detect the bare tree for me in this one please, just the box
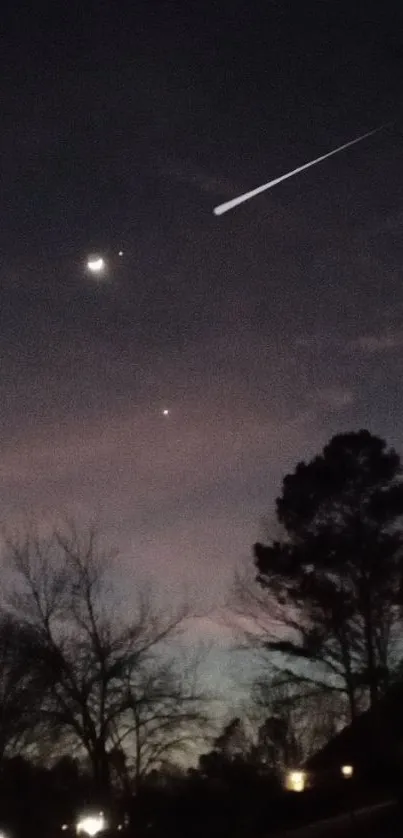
[112,652,210,793]
[0,614,44,761]
[250,676,345,772]
[4,523,193,797]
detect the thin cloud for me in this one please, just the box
[159,157,239,197]
[351,331,403,354]
[310,387,354,411]
[297,330,403,357]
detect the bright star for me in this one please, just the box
[162,409,170,417]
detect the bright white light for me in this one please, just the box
[341,764,354,778]
[286,770,306,792]
[87,257,105,274]
[118,251,124,257]
[213,123,390,216]
[61,826,69,832]
[76,814,106,836]
[162,408,170,417]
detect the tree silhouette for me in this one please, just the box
[198,717,252,781]
[213,718,249,760]
[112,653,209,794]
[254,430,403,717]
[250,677,342,772]
[5,523,197,797]
[0,615,44,761]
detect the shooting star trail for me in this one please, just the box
[213,123,391,216]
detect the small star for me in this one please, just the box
[118,251,124,257]
[162,408,170,417]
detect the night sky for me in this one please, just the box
[2,0,403,616]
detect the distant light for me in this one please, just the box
[341,764,354,778]
[162,408,170,417]
[76,814,106,836]
[118,251,124,257]
[87,257,105,274]
[62,826,69,832]
[286,770,306,792]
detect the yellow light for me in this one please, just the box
[286,770,306,792]
[76,814,106,836]
[341,764,354,778]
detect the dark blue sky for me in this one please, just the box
[1,0,403,613]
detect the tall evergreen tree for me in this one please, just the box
[254,430,403,717]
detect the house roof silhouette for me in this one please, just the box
[305,684,403,774]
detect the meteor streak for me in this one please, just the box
[213,123,391,216]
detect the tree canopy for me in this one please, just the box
[253,430,403,717]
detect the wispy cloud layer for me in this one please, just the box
[311,387,355,410]
[350,331,403,354]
